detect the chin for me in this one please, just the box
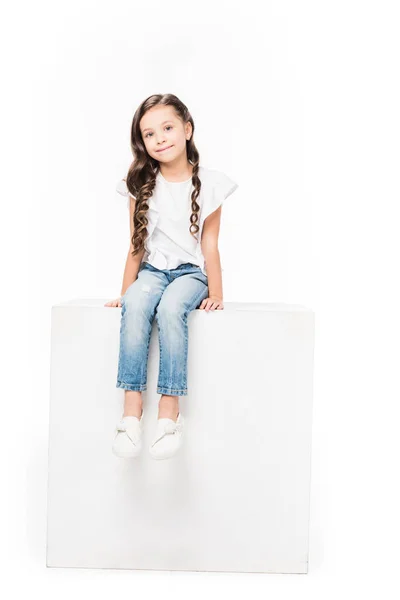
[158,154,176,163]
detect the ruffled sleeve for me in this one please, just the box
[200,170,238,225]
[116,179,136,208]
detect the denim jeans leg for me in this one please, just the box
[116,267,168,391]
[155,269,209,396]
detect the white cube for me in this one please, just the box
[46,300,315,574]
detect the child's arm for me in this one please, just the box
[200,206,224,310]
[120,196,144,296]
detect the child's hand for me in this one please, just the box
[199,295,224,311]
[104,297,123,307]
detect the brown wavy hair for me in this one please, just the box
[124,94,201,257]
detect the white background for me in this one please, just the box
[2,0,399,596]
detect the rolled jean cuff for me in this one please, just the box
[116,381,147,392]
[157,386,188,396]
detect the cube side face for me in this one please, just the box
[46,306,315,573]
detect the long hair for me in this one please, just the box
[124,94,201,257]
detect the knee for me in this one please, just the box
[156,299,185,322]
[123,282,151,314]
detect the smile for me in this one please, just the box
[156,145,173,153]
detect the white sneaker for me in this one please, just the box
[149,412,184,460]
[112,410,144,458]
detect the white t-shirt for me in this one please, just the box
[116,165,238,276]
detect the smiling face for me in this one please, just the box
[140,104,192,164]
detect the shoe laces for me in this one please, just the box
[116,419,141,445]
[151,417,183,446]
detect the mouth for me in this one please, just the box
[156,145,173,153]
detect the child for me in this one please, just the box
[105,93,238,460]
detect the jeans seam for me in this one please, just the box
[157,387,188,393]
[184,284,208,390]
[116,381,147,391]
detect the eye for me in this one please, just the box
[144,126,172,139]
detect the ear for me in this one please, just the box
[186,121,193,141]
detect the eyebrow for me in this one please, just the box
[141,120,174,134]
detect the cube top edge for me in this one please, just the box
[51,299,314,313]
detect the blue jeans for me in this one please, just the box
[116,261,209,396]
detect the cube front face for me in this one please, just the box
[47,302,314,574]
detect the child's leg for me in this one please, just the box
[116,266,168,416]
[154,267,209,419]
[123,391,143,419]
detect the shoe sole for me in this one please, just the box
[112,438,143,458]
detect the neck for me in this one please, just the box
[159,159,193,182]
